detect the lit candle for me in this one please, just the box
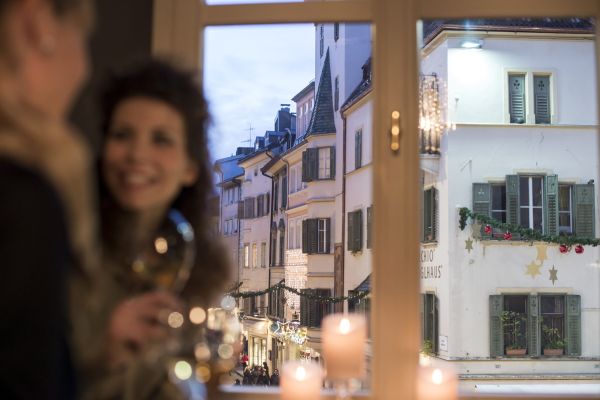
[322,313,367,381]
[417,364,458,400]
[281,361,322,400]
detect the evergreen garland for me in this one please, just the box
[459,207,600,247]
[227,280,370,304]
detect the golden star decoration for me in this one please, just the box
[525,260,542,278]
[536,244,548,263]
[471,220,482,240]
[465,238,474,253]
[549,265,558,285]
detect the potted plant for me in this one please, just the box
[542,324,566,356]
[421,339,434,356]
[501,311,527,356]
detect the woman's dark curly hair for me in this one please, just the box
[100,59,230,305]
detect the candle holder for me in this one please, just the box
[417,362,458,400]
[281,361,323,400]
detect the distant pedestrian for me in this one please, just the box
[270,369,280,386]
[263,361,270,377]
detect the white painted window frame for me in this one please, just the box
[153,0,600,398]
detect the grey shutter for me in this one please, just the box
[367,206,372,249]
[308,148,319,180]
[528,295,540,357]
[565,295,581,356]
[273,181,279,211]
[432,188,438,241]
[265,192,270,215]
[309,289,319,327]
[325,218,331,253]
[308,218,318,254]
[534,75,551,124]
[509,74,526,124]
[472,183,491,217]
[544,175,559,236]
[506,175,519,226]
[347,212,355,251]
[302,220,309,254]
[330,146,336,179]
[355,130,362,169]
[574,183,595,238]
[282,174,288,208]
[353,211,362,252]
[302,150,310,182]
[489,295,504,357]
[257,195,263,217]
[237,200,245,219]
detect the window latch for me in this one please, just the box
[390,110,401,152]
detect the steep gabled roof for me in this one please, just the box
[306,49,336,136]
[291,80,315,102]
[423,18,594,45]
[214,154,244,183]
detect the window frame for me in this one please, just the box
[558,184,573,234]
[157,0,600,398]
[519,175,544,232]
[318,146,332,179]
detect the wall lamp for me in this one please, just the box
[460,39,483,49]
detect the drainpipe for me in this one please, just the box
[339,113,347,314]
[261,151,276,306]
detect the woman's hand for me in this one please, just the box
[107,291,181,368]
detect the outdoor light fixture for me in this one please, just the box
[460,39,483,49]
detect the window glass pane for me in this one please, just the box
[519,176,530,206]
[559,185,571,211]
[532,177,543,206]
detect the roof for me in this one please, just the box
[305,49,336,136]
[341,58,373,113]
[423,18,595,45]
[214,155,244,183]
[354,274,370,292]
[291,80,315,102]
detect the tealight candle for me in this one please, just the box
[417,364,458,400]
[322,313,367,381]
[281,361,322,400]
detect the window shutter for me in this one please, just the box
[534,75,551,124]
[309,289,319,327]
[509,74,526,124]
[367,206,373,249]
[565,295,581,356]
[300,290,309,325]
[505,175,519,226]
[355,130,362,169]
[472,183,491,217]
[347,212,355,251]
[308,148,319,181]
[325,218,331,253]
[257,195,263,217]
[433,295,439,353]
[302,150,310,182]
[308,218,318,254]
[574,183,595,238]
[302,220,309,253]
[237,200,245,219]
[420,294,426,343]
[489,295,504,357]
[432,188,438,241]
[353,211,362,252]
[330,146,336,179]
[282,174,288,209]
[265,192,270,215]
[527,294,540,357]
[544,175,559,236]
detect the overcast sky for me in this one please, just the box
[203,23,315,160]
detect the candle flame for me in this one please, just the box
[295,366,307,381]
[431,368,443,385]
[339,318,351,334]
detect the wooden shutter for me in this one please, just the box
[302,150,310,182]
[330,146,336,179]
[237,200,245,219]
[353,211,362,252]
[308,218,318,254]
[574,183,595,238]
[309,289,319,327]
[420,294,426,343]
[509,74,526,124]
[527,294,540,357]
[347,212,355,251]
[302,220,309,253]
[544,175,559,236]
[355,130,362,169]
[282,174,288,209]
[534,75,551,124]
[506,175,519,226]
[489,295,504,357]
[308,148,319,181]
[325,218,331,253]
[432,188,438,241]
[300,290,309,325]
[565,295,581,356]
[472,183,491,217]
[367,206,373,249]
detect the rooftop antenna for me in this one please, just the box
[241,123,255,146]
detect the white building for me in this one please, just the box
[419,19,600,389]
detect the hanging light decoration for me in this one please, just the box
[419,73,455,155]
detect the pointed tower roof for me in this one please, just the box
[306,49,336,136]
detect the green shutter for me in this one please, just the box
[308,218,318,254]
[565,295,581,356]
[300,290,309,325]
[433,295,439,353]
[309,148,319,180]
[506,175,519,226]
[354,211,363,251]
[534,75,551,124]
[367,206,373,249]
[325,218,331,253]
[544,175,559,236]
[472,183,491,217]
[302,150,310,182]
[489,295,504,357]
[574,183,595,238]
[309,289,319,327]
[432,188,438,241]
[330,146,336,179]
[420,294,426,343]
[302,220,308,253]
[355,130,362,169]
[423,189,433,241]
[528,294,540,357]
[348,212,354,250]
[509,74,526,124]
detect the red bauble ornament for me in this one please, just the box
[575,245,584,254]
[503,232,512,240]
[484,225,492,234]
[559,244,569,254]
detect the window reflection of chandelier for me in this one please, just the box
[419,73,455,155]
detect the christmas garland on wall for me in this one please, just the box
[459,207,599,253]
[227,280,370,304]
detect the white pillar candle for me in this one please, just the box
[417,364,458,400]
[322,313,367,381]
[281,361,322,400]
